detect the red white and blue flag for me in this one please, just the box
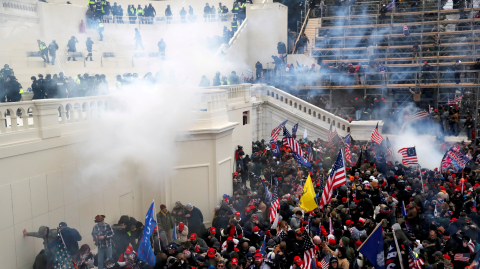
[271,120,287,141]
[407,245,424,269]
[371,122,383,145]
[398,147,419,165]
[344,134,352,164]
[283,127,311,169]
[301,229,316,269]
[386,137,393,158]
[319,149,346,210]
[269,180,280,224]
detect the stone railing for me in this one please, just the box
[257,85,351,132]
[0,95,111,145]
[2,1,37,12]
[197,89,228,112]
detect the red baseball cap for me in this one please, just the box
[450,218,458,222]
[125,246,133,254]
[190,233,197,240]
[179,222,185,232]
[207,248,215,257]
[252,215,258,219]
[294,256,303,266]
[254,253,263,262]
[235,212,241,217]
[210,227,216,234]
[252,226,260,232]
[231,258,238,265]
[246,207,252,213]
[227,237,234,242]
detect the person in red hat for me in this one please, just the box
[230,257,239,269]
[254,253,264,266]
[293,256,303,268]
[156,204,175,245]
[244,214,264,238]
[221,236,239,253]
[117,246,141,269]
[91,215,114,269]
[189,233,208,253]
[176,222,189,242]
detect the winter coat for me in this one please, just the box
[157,210,175,232]
[185,207,204,229]
[60,227,82,256]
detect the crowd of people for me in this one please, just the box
[25,134,480,269]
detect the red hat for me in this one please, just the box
[254,253,263,262]
[394,175,398,178]
[328,238,336,245]
[450,218,458,222]
[234,172,238,176]
[231,258,238,265]
[227,237,234,242]
[160,204,167,210]
[355,241,362,247]
[253,215,258,219]
[316,183,320,187]
[392,193,397,197]
[125,246,133,254]
[440,186,445,190]
[252,226,260,232]
[179,222,185,232]
[443,254,450,260]
[346,220,352,225]
[424,61,428,64]
[342,197,347,203]
[278,177,282,181]
[190,233,197,240]
[234,248,239,252]
[266,230,271,236]
[246,207,252,213]
[207,248,215,257]
[294,256,303,266]
[210,227,216,234]
[235,212,241,217]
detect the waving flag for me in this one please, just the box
[386,137,393,158]
[301,229,316,269]
[300,174,318,212]
[446,147,471,170]
[385,239,401,269]
[386,0,395,9]
[371,122,383,145]
[399,111,430,132]
[454,253,470,262]
[259,236,267,256]
[344,134,352,164]
[320,254,331,269]
[305,145,314,162]
[398,147,419,165]
[137,201,157,266]
[269,180,280,224]
[328,123,339,147]
[303,128,308,143]
[468,240,475,253]
[283,127,312,169]
[270,139,281,156]
[407,245,424,269]
[271,120,288,141]
[292,123,299,138]
[359,224,384,269]
[319,149,346,210]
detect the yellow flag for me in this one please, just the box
[299,175,318,212]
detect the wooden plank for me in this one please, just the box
[314,29,480,40]
[321,7,480,20]
[296,82,477,90]
[313,42,474,51]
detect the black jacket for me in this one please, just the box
[60,227,82,256]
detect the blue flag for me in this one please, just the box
[386,0,395,9]
[292,123,299,136]
[446,147,472,170]
[259,236,267,256]
[137,201,157,266]
[270,139,281,156]
[262,179,272,203]
[359,225,384,269]
[385,239,401,269]
[172,221,177,241]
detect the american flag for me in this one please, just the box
[399,111,430,133]
[271,120,288,141]
[386,137,393,158]
[319,149,346,210]
[319,253,331,269]
[278,230,287,240]
[268,180,280,223]
[371,122,383,145]
[301,229,316,269]
[344,135,352,165]
[328,123,339,147]
[305,146,314,162]
[407,245,424,269]
[448,99,457,105]
[454,253,470,262]
[398,147,418,165]
[283,127,303,157]
[455,95,463,102]
[468,240,475,253]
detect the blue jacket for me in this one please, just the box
[60,227,82,256]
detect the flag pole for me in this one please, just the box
[392,228,405,269]
[152,199,162,252]
[357,222,383,252]
[415,146,425,193]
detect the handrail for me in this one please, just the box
[259,85,351,131]
[215,18,248,57]
[292,8,311,54]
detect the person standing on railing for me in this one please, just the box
[238,0,246,25]
[412,42,421,64]
[218,3,224,21]
[165,5,173,24]
[180,7,187,23]
[88,0,95,9]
